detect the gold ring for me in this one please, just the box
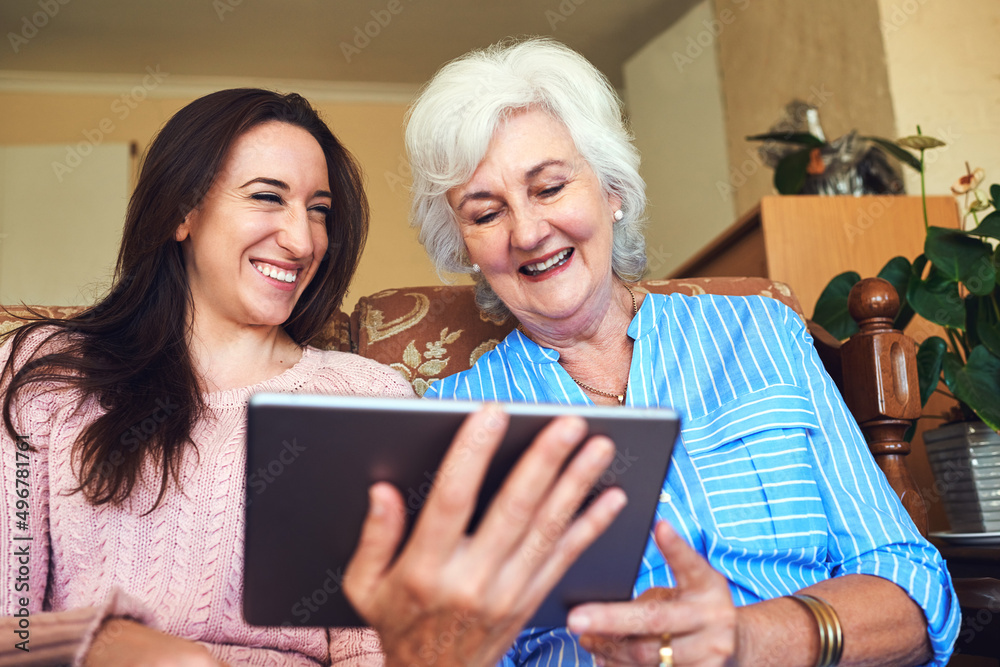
[658,633,673,667]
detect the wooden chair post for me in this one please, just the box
[839,278,928,535]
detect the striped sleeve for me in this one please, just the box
[771,301,960,666]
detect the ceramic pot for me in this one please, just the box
[924,421,1000,532]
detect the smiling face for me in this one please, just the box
[174,121,331,335]
[448,109,621,330]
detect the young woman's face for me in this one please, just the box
[174,121,331,333]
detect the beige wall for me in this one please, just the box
[878,0,1000,205]
[0,82,444,312]
[714,0,899,218]
[624,0,734,279]
[0,143,129,305]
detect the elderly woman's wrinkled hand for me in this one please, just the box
[343,405,628,667]
[569,522,737,667]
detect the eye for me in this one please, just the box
[539,184,565,197]
[474,210,500,225]
[309,204,331,217]
[251,192,283,204]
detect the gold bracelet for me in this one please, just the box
[789,594,844,667]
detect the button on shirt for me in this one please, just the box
[424,292,959,667]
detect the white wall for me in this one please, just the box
[624,0,734,279]
[878,0,1000,212]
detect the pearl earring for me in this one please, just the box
[472,263,481,273]
[613,210,624,221]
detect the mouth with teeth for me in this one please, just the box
[252,260,300,286]
[520,248,574,277]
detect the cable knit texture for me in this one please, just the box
[1,331,414,666]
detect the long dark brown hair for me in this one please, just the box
[1,89,369,511]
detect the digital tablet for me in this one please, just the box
[243,394,679,628]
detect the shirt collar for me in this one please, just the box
[628,290,659,341]
[503,327,561,364]
[503,291,661,363]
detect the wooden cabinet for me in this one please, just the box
[668,195,961,318]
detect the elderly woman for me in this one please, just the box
[406,38,959,666]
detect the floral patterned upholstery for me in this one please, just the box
[0,306,89,337]
[352,278,803,396]
[2,278,802,397]
[0,306,354,354]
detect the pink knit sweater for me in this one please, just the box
[0,338,414,666]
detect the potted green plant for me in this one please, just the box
[746,114,920,195]
[811,129,1000,534]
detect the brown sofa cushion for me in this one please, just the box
[0,306,88,337]
[353,278,803,396]
[3,277,802,397]
[0,306,353,354]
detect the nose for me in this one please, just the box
[277,206,316,258]
[508,207,551,251]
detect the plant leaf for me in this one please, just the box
[863,136,922,172]
[896,135,946,150]
[966,294,982,349]
[907,265,965,329]
[916,336,948,406]
[812,271,861,340]
[991,184,1000,209]
[746,132,825,147]
[942,350,964,390]
[968,210,1000,240]
[925,226,996,296]
[878,257,914,329]
[947,346,1000,432]
[976,294,1000,358]
[774,148,813,195]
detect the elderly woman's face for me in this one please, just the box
[174,121,331,331]
[448,109,620,326]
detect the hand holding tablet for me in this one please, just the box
[343,405,628,666]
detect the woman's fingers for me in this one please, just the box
[567,522,734,637]
[467,416,593,565]
[518,483,628,614]
[405,405,509,555]
[579,632,664,666]
[569,522,737,666]
[653,521,719,592]
[504,434,622,590]
[343,482,407,611]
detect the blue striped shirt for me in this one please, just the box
[425,292,959,666]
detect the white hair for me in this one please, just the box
[406,37,647,321]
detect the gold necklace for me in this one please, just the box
[517,284,637,406]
